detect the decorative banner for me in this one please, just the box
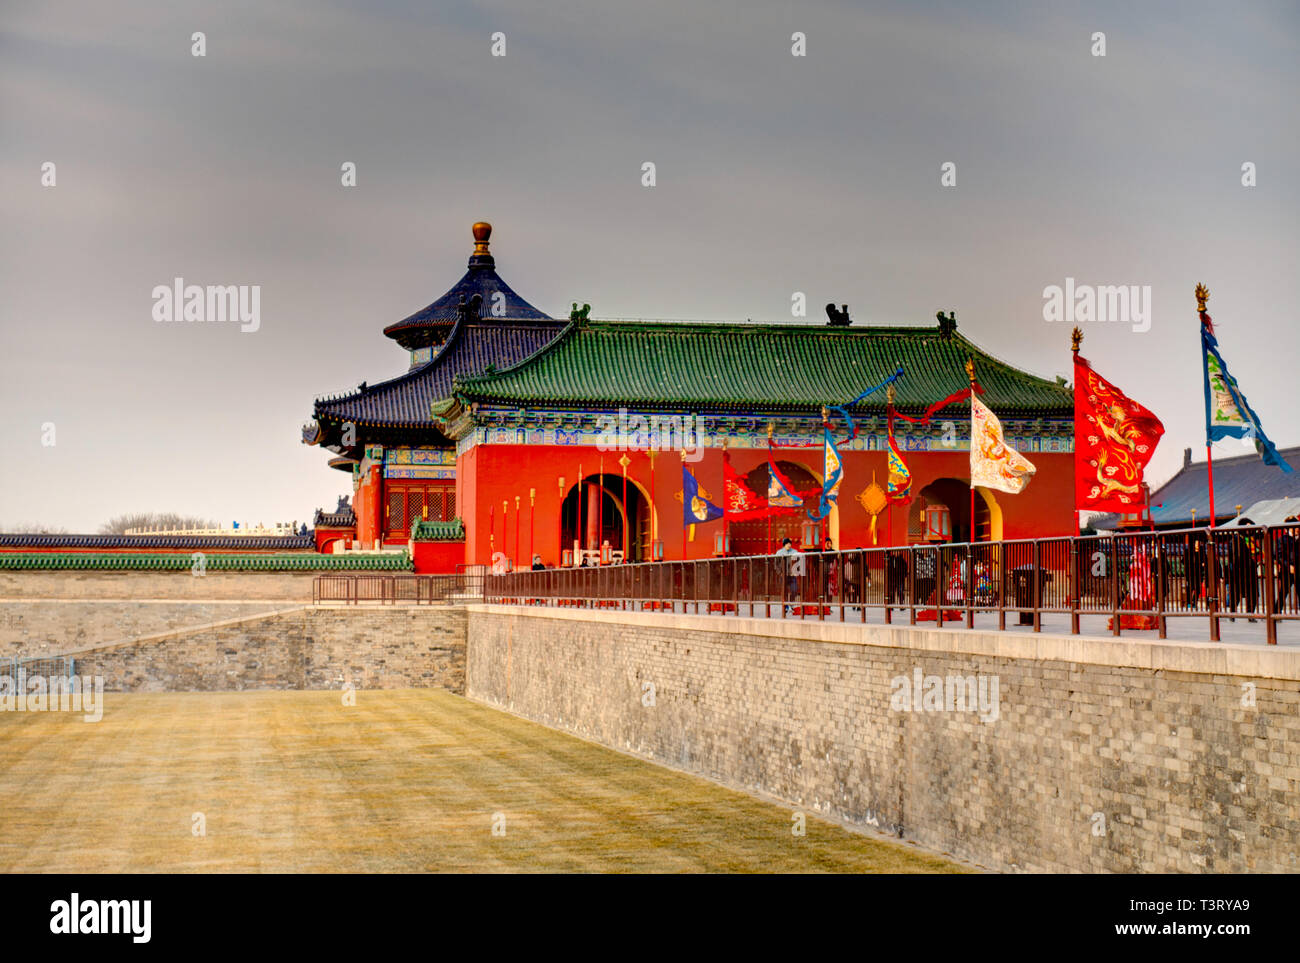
[886,412,912,502]
[856,473,888,544]
[724,459,771,520]
[807,428,843,521]
[971,396,1037,494]
[1073,350,1165,511]
[682,465,723,526]
[826,367,905,440]
[1201,311,1292,472]
[767,458,804,509]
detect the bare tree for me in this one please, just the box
[1,522,70,534]
[99,513,218,535]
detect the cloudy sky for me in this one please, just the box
[2,0,1296,531]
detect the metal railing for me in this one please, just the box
[313,572,484,604]
[482,523,1300,644]
[0,656,76,688]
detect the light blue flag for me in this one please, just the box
[1201,325,1292,472]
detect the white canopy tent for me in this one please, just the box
[1226,496,1300,527]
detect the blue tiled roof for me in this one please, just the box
[314,319,566,428]
[382,259,551,342]
[1092,445,1300,529]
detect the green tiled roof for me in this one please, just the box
[452,320,1073,416]
[0,553,413,572]
[410,518,466,542]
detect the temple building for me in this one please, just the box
[303,222,1076,570]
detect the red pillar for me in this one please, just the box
[585,481,601,552]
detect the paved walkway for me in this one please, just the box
[0,689,965,873]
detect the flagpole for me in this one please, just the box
[886,388,895,549]
[722,441,729,556]
[1072,326,1082,529]
[966,358,977,543]
[820,408,829,549]
[681,450,688,562]
[649,450,657,554]
[1206,445,1217,527]
[1198,284,1218,528]
[620,455,629,560]
[766,423,774,553]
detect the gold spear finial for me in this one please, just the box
[1071,326,1083,353]
[1195,283,1209,313]
[964,358,975,385]
[886,383,896,405]
[766,421,774,441]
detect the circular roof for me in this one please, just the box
[383,222,552,350]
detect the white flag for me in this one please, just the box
[971,396,1036,494]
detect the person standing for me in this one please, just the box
[1227,532,1258,622]
[915,545,937,607]
[1274,526,1299,613]
[1185,531,1206,611]
[775,537,801,616]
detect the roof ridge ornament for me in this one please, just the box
[569,302,591,322]
[455,293,483,322]
[937,310,957,339]
[825,303,851,326]
[467,221,495,269]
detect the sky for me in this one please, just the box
[1,0,1296,531]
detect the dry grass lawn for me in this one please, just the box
[0,689,965,873]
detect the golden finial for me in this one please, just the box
[886,383,896,405]
[1195,283,1209,313]
[472,221,492,256]
[766,421,774,441]
[1071,326,1083,353]
[964,358,975,385]
[820,405,829,424]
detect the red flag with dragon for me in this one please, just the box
[1072,331,1165,513]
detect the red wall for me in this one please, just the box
[459,442,1077,565]
[412,540,465,573]
[354,464,382,549]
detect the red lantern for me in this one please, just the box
[922,503,951,542]
[800,520,818,550]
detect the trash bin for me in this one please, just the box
[1011,565,1036,625]
[1011,566,1052,625]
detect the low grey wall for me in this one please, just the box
[464,604,1300,874]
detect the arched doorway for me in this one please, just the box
[729,461,824,556]
[975,487,1002,542]
[560,473,652,562]
[909,478,992,543]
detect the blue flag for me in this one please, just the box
[807,428,844,521]
[682,465,724,526]
[1201,324,1292,472]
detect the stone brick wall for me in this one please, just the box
[0,570,324,601]
[465,605,1300,874]
[0,601,293,659]
[71,606,466,694]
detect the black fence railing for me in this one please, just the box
[483,524,1300,644]
[313,572,484,604]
